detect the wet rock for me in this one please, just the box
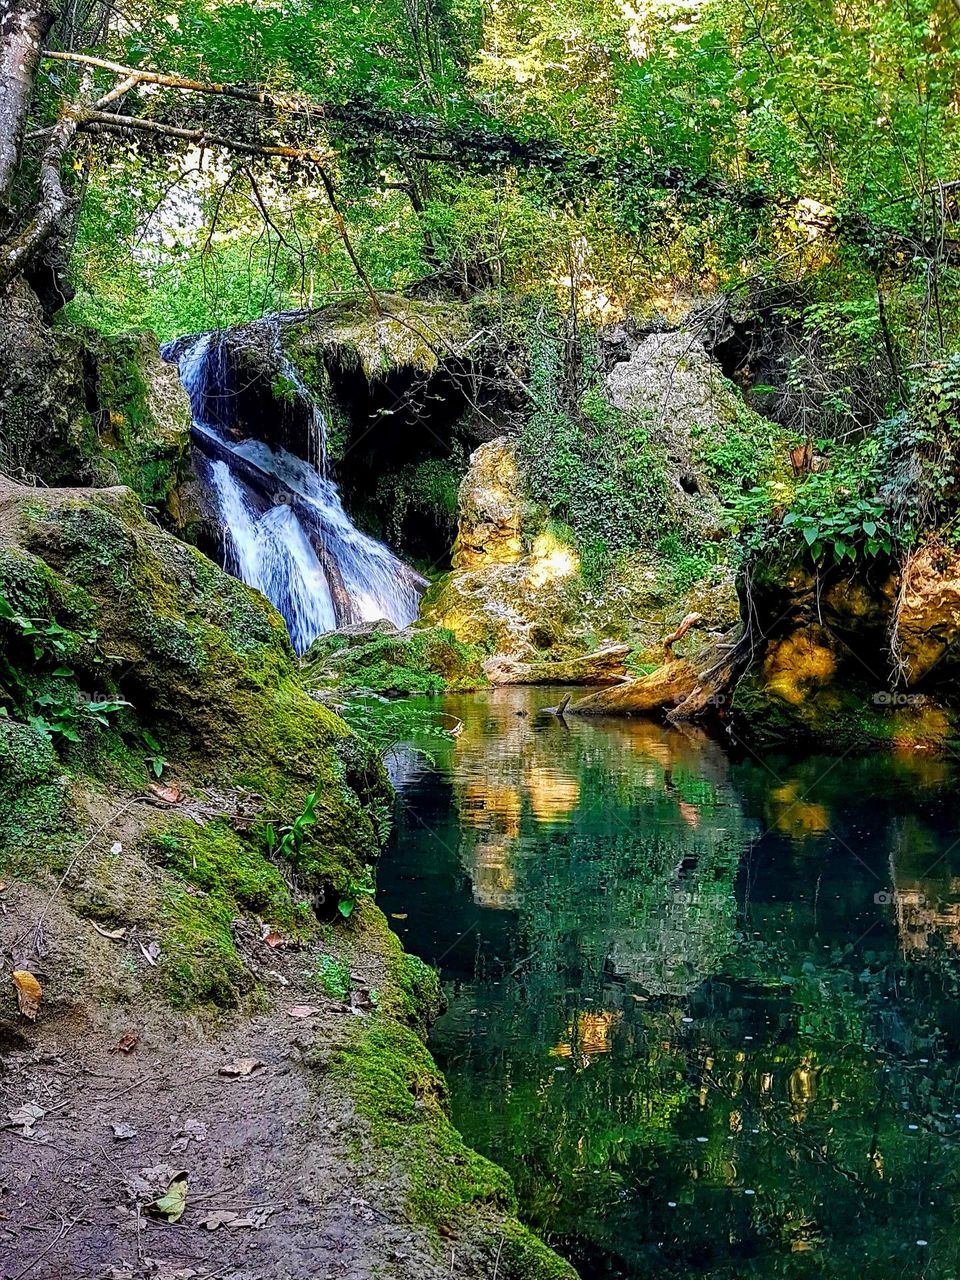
[483,644,630,686]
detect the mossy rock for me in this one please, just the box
[0,476,388,904]
[0,292,191,519]
[329,911,577,1280]
[302,620,487,694]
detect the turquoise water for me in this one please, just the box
[378,686,960,1279]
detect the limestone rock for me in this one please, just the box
[451,439,525,570]
[0,286,192,519]
[483,644,630,686]
[604,331,742,535]
[895,543,960,685]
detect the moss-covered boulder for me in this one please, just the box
[423,438,739,662]
[0,475,389,925]
[302,619,487,694]
[0,287,191,519]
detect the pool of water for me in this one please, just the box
[378,686,960,1279]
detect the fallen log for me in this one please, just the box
[568,627,752,719]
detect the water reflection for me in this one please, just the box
[378,687,960,1279]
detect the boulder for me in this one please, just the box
[0,475,387,892]
[0,285,192,520]
[301,620,486,694]
[424,437,740,661]
[483,644,630,686]
[451,439,525,569]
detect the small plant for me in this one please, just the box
[141,728,168,779]
[0,590,129,743]
[338,865,375,919]
[315,954,351,1000]
[262,788,320,861]
[781,498,894,563]
[29,692,129,744]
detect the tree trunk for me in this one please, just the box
[0,0,56,213]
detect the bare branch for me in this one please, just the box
[79,109,334,164]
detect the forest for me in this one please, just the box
[1,1,960,1277]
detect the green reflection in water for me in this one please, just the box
[378,687,960,1279]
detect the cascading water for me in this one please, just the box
[164,322,426,654]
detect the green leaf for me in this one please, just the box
[802,525,820,546]
[150,1174,189,1223]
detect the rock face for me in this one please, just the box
[451,439,525,569]
[0,286,192,520]
[605,331,750,536]
[483,644,630,686]
[895,542,960,685]
[725,550,960,749]
[424,435,740,662]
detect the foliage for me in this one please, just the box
[738,356,960,568]
[337,864,376,919]
[517,304,669,585]
[0,591,127,745]
[338,694,458,762]
[261,788,320,863]
[315,953,352,1000]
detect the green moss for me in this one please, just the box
[162,880,253,1008]
[0,720,71,873]
[153,818,313,1008]
[302,623,487,695]
[335,1016,513,1217]
[332,1011,574,1278]
[154,820,309,930]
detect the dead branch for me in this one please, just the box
[663,611,703,660]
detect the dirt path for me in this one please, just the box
[0,884,463,1280]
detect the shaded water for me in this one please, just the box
[379,687,960,1280]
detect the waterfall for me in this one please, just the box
[164,324,426,654]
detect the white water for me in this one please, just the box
[166,325,425,653]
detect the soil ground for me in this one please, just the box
[0,877,472,1280]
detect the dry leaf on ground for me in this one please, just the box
[112,1121,137,1140]
[112,1031,140,1054]
[92,922,128,941]
[7,1102,45,1135]
[219,1057,264,1077]
[148,781,183,804]
[11,970,42,1020]
[286,1005,321,1019]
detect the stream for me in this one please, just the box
[379,686,960,1279]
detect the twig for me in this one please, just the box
[11,1212,85,1280]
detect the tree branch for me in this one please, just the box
[79,109,333,164]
